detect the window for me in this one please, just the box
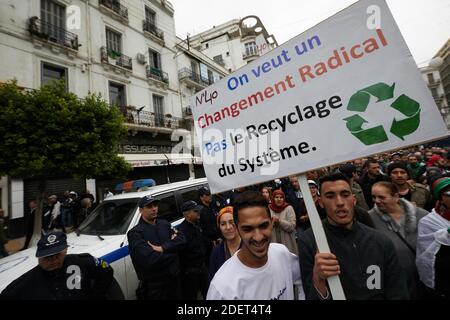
[153,94,164,126]
[145,6,156,25]
[78,198,138,235]
[106,28,122,53]
[226,52,230,56]
[155,193,179,223]
[427,73,435,84]
[41,0,65,41]
[431,87,438,98]
[205,43,209,49]
[109,81,126,106]
[177,187,202,204]
[191,61,199,74]
[41,62,68,91]
[208,69,214,84]
[245,42,257,56]
[148,49,161,69]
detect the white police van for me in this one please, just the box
[0,178,208,299]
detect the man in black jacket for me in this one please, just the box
[198,187,221,264]
[177,201,210,300]
[127,195,186,300]
[298,172,409,300]
[358,158,388,209]
[1,231,113,300]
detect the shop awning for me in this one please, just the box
[119,153,195,167]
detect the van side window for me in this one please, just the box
[155,193,179,223]
[178,187,200,203]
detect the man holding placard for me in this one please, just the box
[298,172,409,299]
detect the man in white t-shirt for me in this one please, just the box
[207,191,304,300]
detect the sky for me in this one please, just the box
[168,0,450,67]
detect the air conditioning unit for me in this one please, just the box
[136,53,146,64]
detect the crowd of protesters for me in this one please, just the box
[3,144,450,300]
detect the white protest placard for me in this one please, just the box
[192,0,448,194]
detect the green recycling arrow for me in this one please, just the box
[389,94,421,140]
[343,114,367,131]
[348,82,396,112]
[344,114,388,145]
[343,82,421,146]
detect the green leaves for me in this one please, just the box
[0,80,131,179]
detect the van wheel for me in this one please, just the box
[107,278,125,300]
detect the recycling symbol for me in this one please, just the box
[343,82,421,145]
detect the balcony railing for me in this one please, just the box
[178,68,212,87]
[28,17,79,50]
[146,66,169,84]
[101,46,132,70]
[99,0,128,20]
[120,107,183,129]
[243,50,258,59]
[143,20,164,41]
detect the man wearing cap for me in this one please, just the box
[416,177,450,298]
[127,195,186,300]
[387,162,432,210]
[198,187,221,264]
[177,200,210,300]
[1,231,113,299]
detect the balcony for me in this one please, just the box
[99,0,128,23]
[28,17,79,55]
[178,68,212,91]
[120,106,185,131]
[143,20,164,45]
[101,46,132,75]
[146,66,169,87]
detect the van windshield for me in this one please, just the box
[78,198,139,236]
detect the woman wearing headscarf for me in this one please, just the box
[269,190,298,255]
[208,206,242,281]
[369,181,428,299]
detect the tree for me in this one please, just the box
[0,80,132,240]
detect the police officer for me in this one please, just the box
[198,187,221,265]
[0,231,113,300]
[127,195,186,300]
[177,201,210,300]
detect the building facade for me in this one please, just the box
[0,0,225,236]
[188,15,278,73]
[420,65,450,129]
[435,39,450,110]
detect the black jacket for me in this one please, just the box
[1,254,113,300]
[358,173,388,209]
[177,220,208,272]
[199,204,220,242]
[298,220,409,300]
[127,218,186,282]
